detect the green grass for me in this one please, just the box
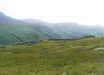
[0,37,104,75]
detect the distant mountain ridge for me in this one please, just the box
[0,12,21,24]
[0,12,60,45]
[22,19,45,24]
[0,12,104,45]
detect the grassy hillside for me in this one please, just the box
[0,23,59,45]
[0,12,60,45]
[0,37,104,75]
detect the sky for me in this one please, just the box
[0,0,104,25]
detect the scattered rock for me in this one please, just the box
[62,72,67,75]
[94,48,104,51]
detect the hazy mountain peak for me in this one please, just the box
[22,19,45,24]
[0,12,5,17]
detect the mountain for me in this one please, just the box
[0,12,23,24]
[47,23,104,39]
[23,19,104,39]
[0,12,104,45]
[0,12,59,45]
[22,19,45,24]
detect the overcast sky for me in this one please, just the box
[0,0,104,25]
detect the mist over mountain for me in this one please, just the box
[49,23,104,38]
[22,19,46,24]
[0,12,23,24]
[0,12,104,45]
[0,12,60,45]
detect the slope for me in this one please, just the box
[0,12,59,45]
[0,37,104,75]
